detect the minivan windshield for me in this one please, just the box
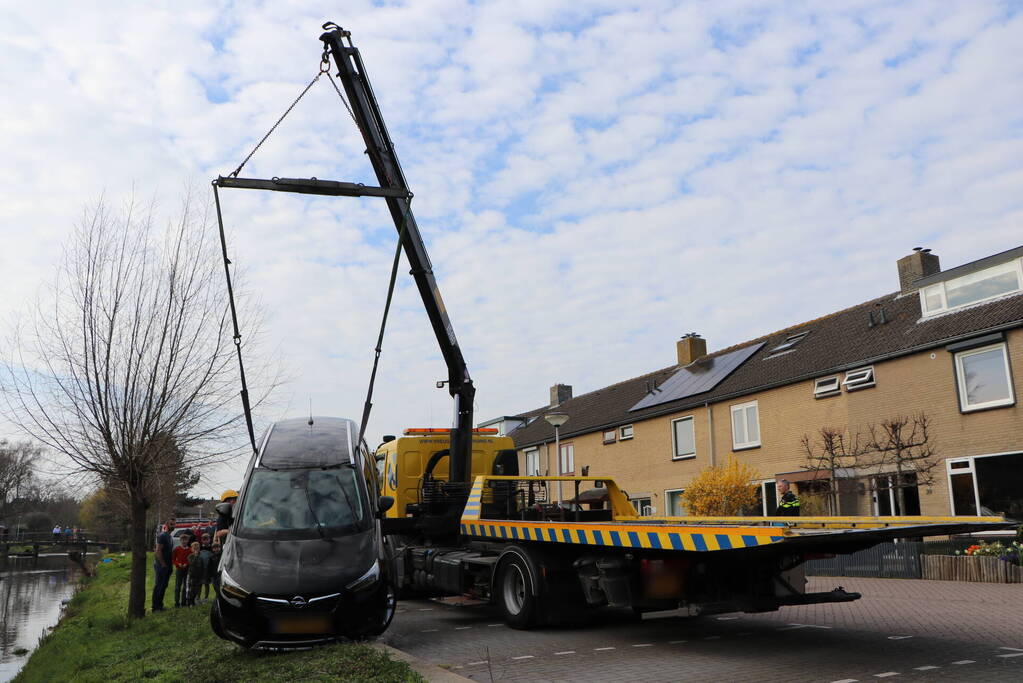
[236,467,369,539]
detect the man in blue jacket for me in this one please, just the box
[151,517,175,612]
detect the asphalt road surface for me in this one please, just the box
[380,577,1023,682]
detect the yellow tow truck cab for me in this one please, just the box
[374,428,517,519]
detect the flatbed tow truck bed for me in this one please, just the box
[458,476,1011,555]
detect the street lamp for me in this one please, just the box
[545,412,569,503]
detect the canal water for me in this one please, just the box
[0,554,82,682]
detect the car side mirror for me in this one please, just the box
[377,496,394,516]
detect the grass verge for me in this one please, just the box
[15,553,423,682]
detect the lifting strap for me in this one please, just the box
[212,182,258,455]
[213,48,413,453]
[357,214,408,447]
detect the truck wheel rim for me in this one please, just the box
[503,564,526,615]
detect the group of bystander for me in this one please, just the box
[151,489,238,613]
[51,524,85,542]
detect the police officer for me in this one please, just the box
[775,479,801,516]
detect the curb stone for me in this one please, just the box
[372,642,473,682]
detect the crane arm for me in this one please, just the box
[320,24,475,484]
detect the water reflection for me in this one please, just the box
[0,554,82,683]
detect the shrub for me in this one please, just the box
[680,457,760,516]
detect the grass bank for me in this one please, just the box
[16,553,422,682]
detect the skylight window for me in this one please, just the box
[920,257,1023,317]
[769,331,810,355]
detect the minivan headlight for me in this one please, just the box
[220,568,250,606]
[346,560,380,592]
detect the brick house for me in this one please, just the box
[502,246,1023,519]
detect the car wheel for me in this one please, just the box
[366,583,397,636]
[210,598,228,640]
[344,582,397,640]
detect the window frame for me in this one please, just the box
[842,366,875,391]
[630,496,653,516]
[953,342,1016,413]
[671,415,696,460]
[559,442,574,475]
[730,400,761,450]
[619,424,634,440]
[945,451,1023,516]
[664,488,686,517]
[755,479,779,516]
[602,429,617,445]
[813,376,841,398]
[524,447,540,476]
[918,257,1023,317]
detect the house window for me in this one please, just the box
[602,430,617,444]
[559,443,574,475]
[671,416,696,460]
[730,401,760,450]
[954,343,1015,412]
[630,497,653,516]
[946,453,1023,518]
[842,366,875,391]
[814,376,840,398]
[524,448,540,476]
[768,331,810,355]
[619,424,634,440]
[665,488,686,516]
[919,257,1023,316]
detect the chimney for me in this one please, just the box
[677,333,707,366]
[897,247,940,293]
[550,383,573,407]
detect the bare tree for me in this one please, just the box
[863,413,937,516]
[800,427,866,515]
[2,190,267,618]
[0,439,41,521]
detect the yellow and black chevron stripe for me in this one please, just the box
[458,520,784,551]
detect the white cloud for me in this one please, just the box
[1,1,1020,496]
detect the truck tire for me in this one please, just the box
[496,552,538,629]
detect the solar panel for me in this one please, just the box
[629,342,765,412]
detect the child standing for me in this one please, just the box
[199,538,215,600]
[209,541,223,594]
[186,541,203,606]
[172,534,191,608]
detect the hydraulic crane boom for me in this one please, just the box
[320,24,475,484]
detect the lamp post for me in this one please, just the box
[544,412,569,504]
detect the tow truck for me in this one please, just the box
[218,24,1016,633]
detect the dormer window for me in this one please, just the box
[920,257,1023,317]
[768,331,810,355]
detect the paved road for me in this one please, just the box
[381,577,1023,682]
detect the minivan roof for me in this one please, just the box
[258,416,357,469]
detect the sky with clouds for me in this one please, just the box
[1,1,1021,497]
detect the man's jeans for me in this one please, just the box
[152,564,172,610]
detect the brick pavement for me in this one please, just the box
[380,577,1023,682]
[746,577,1023,646]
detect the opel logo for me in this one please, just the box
[289,595,308,608]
